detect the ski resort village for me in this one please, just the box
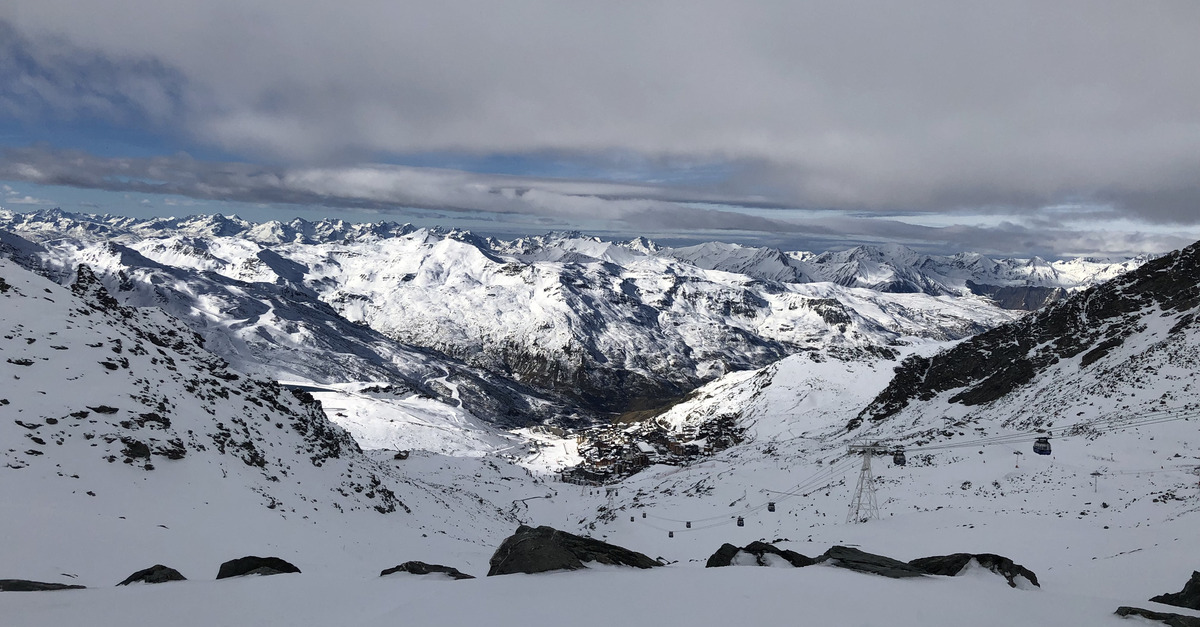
[4,4,1200,626]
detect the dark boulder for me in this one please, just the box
[706,544,741,568]
[1151,571,1200,610]
[487,525,660,576]
[706,541,814,568]
[816,546,925,578]
[1115,606,1200,627]
[117,564,187,586]
[216,556,301,579]
[0,579,86,591]
[380,561,474,580]
[908,553,1039,588]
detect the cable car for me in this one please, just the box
[893,449,907,466]
[686,521,692,528]
[736,516,745,527]
[1033,437,1052,456]
[767,502,776,513]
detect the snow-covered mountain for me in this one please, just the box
[0,251,565,583]
[2,208,1197,627]
[1,209,1028,422]
[856,236,1200,434]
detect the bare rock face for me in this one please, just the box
[487,525,660,576]
[855,239,1200,427]
[1115,606,1200,627]
[0,579,86,592]
[380,561,474,580]
[815,546,925,579]
[117,564,187,585]
[705,542,815,568]
[216,556,301,579]
[1151,571,1200,610]
[908,553,1039,588]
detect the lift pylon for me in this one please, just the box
[846,443,882,523]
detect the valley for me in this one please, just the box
[1,211,1197,627]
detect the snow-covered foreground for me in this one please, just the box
[2,512,1198,627]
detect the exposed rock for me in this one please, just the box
[0,579,86,591]
[966,281,1067,311]
[856,239,1200,426]
[706,541,814,568]
[120,437,151,459]
[487,525,660,576]
[706,543,741,568]
[1151,571,1200,610]
[216,556,301,579]
[380,561,474,580]
[815,546,925,578]
[117,564,187,585]
[1115,606,1200,627]
[908,553,1039,588]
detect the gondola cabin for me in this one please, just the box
[767,502,776,513]
[686,521,692,528]
[893,449,907,466]
[1033,437,1052,456]
[736,516,745,527]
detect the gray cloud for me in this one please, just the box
[2,2,1200,232]
[3,145,1196,258]
[0,144,775,230]
[0,21,186,127]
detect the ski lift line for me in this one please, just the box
[637,514,740,535]
[644,457,857,524]
[900,408,1200,454]
[1104,465,1199,476]
[644,457,860,525]
[891,405,1200,453]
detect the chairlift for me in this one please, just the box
[893,449,907,466]
[767,502,776,513]
[1033,437,1052,456]
[736,516,745,527]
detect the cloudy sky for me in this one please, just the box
[2,1,1199,257]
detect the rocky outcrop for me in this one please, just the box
[380,561,474,580]
[487,525,660,576]
[117,564,187,585]
[1151,571,1200,610]
[706,542,815,568]
[0,579,85,591]
[856,239,1200,426]
[216,556,301,579]
[966,282,1066,311]
[815,546,925,579]
[908,553,1039,588]
[1115,606,1200,627]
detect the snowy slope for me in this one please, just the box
[0,256,556,587]
[15,234,567,429]
[0,214,1197,627]
[2,210,1024,421]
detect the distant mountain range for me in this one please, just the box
[0,209,1146,426]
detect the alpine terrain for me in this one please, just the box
[1,210,1197,627]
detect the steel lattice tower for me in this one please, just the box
[846,444,880,523]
